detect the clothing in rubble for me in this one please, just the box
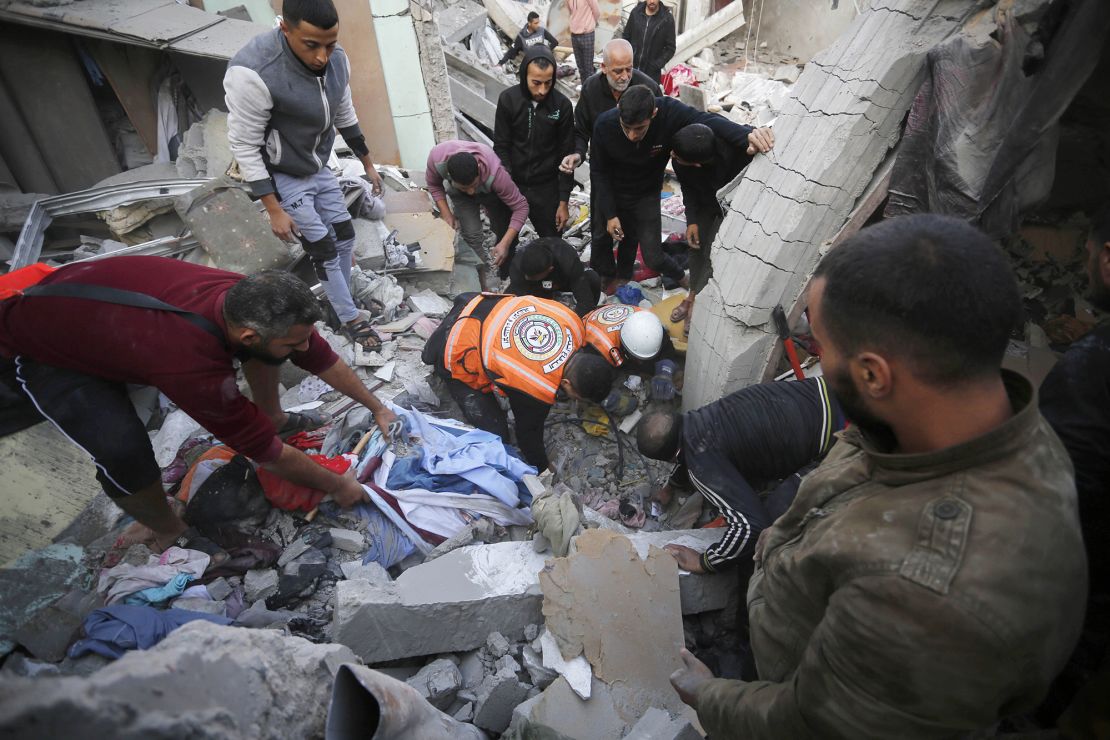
[497,21,558,65]
[123,573,196,607]
[669,377,844,572]
[0,257,337,498]
[508,237,602,316]
[694,371,1087,738]
[621,0,676,82]
[69,605,232,660]
[590,96,752,281]
[494,45,576,238]
[98,546,211,606]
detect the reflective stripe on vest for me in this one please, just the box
[583,304,641,368]
[445,294,585,404]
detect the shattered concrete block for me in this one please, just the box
[521,645,558,689]
[352,218,387,271]
[458,649,486,689]
[0,544,90,655]
[772,63,802,84]
[621,529,736,614]
[452,701,475,723]
[405,658,462,710]
[340,560,391,584]
[11,588,101,663]
[206,577,233,602]
[171,598,226,616]
[244,568,279,602]
[505,677,625,740]
[494,654,521,677]
[678,83,709,112]
[328,528,366,553]
[0,622,357,739]
[277,538,313,568]
[539,628,592,700]
[473,672,531,733]
[333,542,547,663]
[487,631,511,658]
[624,707,703,740]
[270,548,327,608]
[524,623,539,642]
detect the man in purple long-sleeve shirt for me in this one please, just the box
[426,141,529,291]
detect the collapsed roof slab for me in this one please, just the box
[684,0,993,409]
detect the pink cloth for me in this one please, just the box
[567,0,600,35]
[424,140,529,233]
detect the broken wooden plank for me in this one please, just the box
[669,0,744,67]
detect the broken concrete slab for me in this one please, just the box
[332,541,548,663]
[244,568,279,602]
[624,707,703,740]
[539,628,591,699]
[0,543,90,654]
[328,528,366,553]
[0,622,357,739]
[473,671,532,733]
[175,179,293,275]
[437,0,488,44]
[540,529,697,731]
[11,588,102,663]
[406,658,462,710]
[609,529,734,614]
[171,597,227,616]
[339,559,390,584]
[505,676,626,740]
[671,0,745,66]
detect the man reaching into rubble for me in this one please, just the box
[497,11,558,67]
[622,0,675,83]
[494,45,575,239]
[425,141,529,291]
[590,85,773,286]
[224,0,385,351]
[561,39,660,290]
[670,214,1087,738]
[507,237,602,316]
[0,257,397,560]
[422,293,616,471]
[669,122,760,335]
[637,377,844,573]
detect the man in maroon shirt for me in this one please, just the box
[0,256,396,555]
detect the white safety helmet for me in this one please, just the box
[620,311,665,361]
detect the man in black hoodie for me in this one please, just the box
[591,85,773,284]
[494,45,576,238]
[622,0,675,82]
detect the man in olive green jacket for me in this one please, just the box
[671,214,1087,738]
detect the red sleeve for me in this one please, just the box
[290,330,339,375]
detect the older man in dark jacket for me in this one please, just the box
[494,45,575,238]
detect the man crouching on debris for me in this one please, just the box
[422,292,616,471]
[224,0,385,351]
[0,257,396,559]
[670,214,1087,737]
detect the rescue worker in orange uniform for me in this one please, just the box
[583,304,679,400]
[423,292,617,471]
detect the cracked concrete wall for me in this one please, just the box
[684,0,992,410]
[411,0,460,144]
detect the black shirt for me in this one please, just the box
[574,70,661,160]
[672,135,753,227]
[507,239,595,316]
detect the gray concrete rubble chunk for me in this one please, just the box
[524,623,539,642]
[406,658,463,710]
[504,677,625,740]
[458,649,486,689]
[328,528,366,553]
[332,541,548,663]
[244,568,279,602]
[339,559,391,584]
[521,645,558,689]
[0,622,357,739]
[206,577,233,602]
[487,631,511,658]
[171,598,226,616]
[277,538,312,568]
[452,701,474,723]
[495,654,521,678]
[474,673,531,733]
[624,707,703,740]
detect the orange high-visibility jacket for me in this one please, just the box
[582,304,642,367]
[443,294,585,404]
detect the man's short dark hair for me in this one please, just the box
[527,10,540,21]
[446,152,480,185]
[566,353,616,403]
[637,409,682,461]
[529,55,554,72]
[813,214,1021,386]
[672,123,716,164]
[225,270,324,342]
[283,0,338,28]
[1089,204,1110,246]
[618,85,656,125]
[520,238,560,278]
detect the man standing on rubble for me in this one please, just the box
[670,214,1087,737]
[566,0,601,83]
[1037,205,1110,732]
[224,0,385,351]
[494,45,576,239]
[621,0,675,82]
[0,257,397,559]
[507,237,601,316]
[637,377,845,574]
[425,141,529,292]
[421,293,616,471]
[497,11,558,67]
[590,85,773,286]
[560,39,660,291]
[668,123,758,335]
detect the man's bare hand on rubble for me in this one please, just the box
[670,648,714,709]
[746,126,775,156]
[664,544,705,573]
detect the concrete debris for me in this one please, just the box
[406,658,463,709]
[244,568,279,603]
[624,707,702,740]
[521,644,558,689]
[329,528,366,553]
[174,110,232,179]
[539,627,592,700]
[0,543,90,655]
[206,577,233,602]
[424,517,497,561]
[0,622,357,739]
[170,597,226,616]
[407,289,454,317]
[486,631,512,658]
[473,670,532,733]
[340,560,391,585]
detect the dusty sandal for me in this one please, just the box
[342,319,382,351]
[278,409,333,439]
[670,298,693,324]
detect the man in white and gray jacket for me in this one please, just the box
[224,0,384,350]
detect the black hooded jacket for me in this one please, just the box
[621,1,676,81]
[493,45,576,200]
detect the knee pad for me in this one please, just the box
[333,219,355,242]
[299,235,337,279]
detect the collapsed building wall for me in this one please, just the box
[684,0,994,409]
